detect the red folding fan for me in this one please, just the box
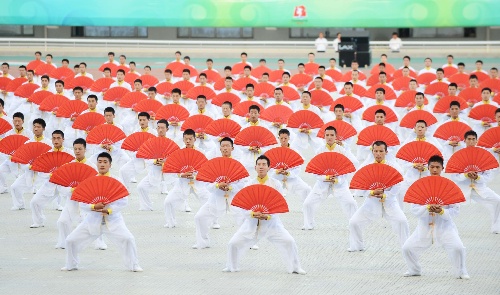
[165,61,184,72]
[34,63,55,76]
[0,77,12,90]
[39,95,70,112]
[213,77,226,91]
[264,147,304,170]
[480,79,500,94]
[5,77,28,93]
[161,148,208,173]
[55,100,88,118]
[14,83,39,98]
[458,88,481,104]
[136,137,180,159]
[251,66,272,79]
[98,62,118,72]
[233,101,263,118]
[186,86,217,100]
[0,118,12,136]
[71,176,129,204]
[317,120,357,140]
[443,67,458,78]
[307,79,337,92]
[26,60,44,71]
[339,84,367,97]
[233,77,257,91]
[205,118,241,138]
[50,67,74,80]
[86,124,126,145]
[404,176,466,205]
[173,65,199,78]
[396,141,442,164]
[124,73,141,85]
[27,90,52,105]
[433,96,468,113]
[424,82,450,97]
[112,65,131,77]
[156,81,175,96]
[212,92,241,107]
[395,90,427,108]
[310,90,333,107]
[290,73,313,88]
[281,86,300,101]
[349,163,403,190]
[445,147,499,173]
[172,80,195,94]
[433,121,471,142]
[392,76,413,91]
[269,70,285,83]
[196,157,249,183]
[180,114,214,133]
[66,76,94,90]
[121,132,156,152]
[287,110,324,129]
[365,74,381,87]
[448,73,469,87]
[30,152,75,173]
[260,105,294,125]
[393,68,417,79]
[325,69,343,82]
[417,73,437,85]
[305,152,355,176]
[473,71,489,82]
[231,184,288,214]
[49,162,97,187]
[362,105,398,123]
[132,99,163,117]
[234,126,277,147]
[140,75,159,88]
[231,63,247,76]
[90,77,115,92]
[199,69,221,84]
[0,134,29,155]
[254,83,275,98]
[357,125,400,146]
[478,127,500,149]
[118,91,147,108]
[103,87,130,102]
[304,63,319,75]
[468,104,497,123]
[155,104,190,122]
[330,96,364,113]
[10,142,51,165]
[400,110,437,128]
[72,112,106,132]
[365,84,397,100]
[370,63,396,76]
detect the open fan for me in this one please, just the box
[445,146,499,173]
[404,176,466,205]
[156,81,175,96]
[66,76,94,90]
[310,90,333,108]
[72,112,106,132]
[211,92,241,107]
[480,78,500,94]
[50,67,74,80]
[165,61,184,72]
[180,114,214,133]
[472,71,489,83]
[26,60,45,71]
[339,84,367,97]
[90,77,115,92]
[393,68,418,79]
[0,118,12,136]
[30,152,75,173]
[233,77,257,91]
[98,62,118,72]
[205,118,241,138]
[27,90,52,105]
[132,99,163,117]
[417,73,437,85]
[424,82,449,97]
[357,125,400,147]
[56,100,88,118]
[140,75,159,88]
[103,87,130,102]
[316,120,357,140]
[468,104,497,123]
[392,77,413,91]
[136,137,180,159]
[161,148,208,173]
[458,88,481,104]
[399,110,437,128]
[396,141,442,164]
[118,91,147,108]
[287,110,324,129]
[264,147,304,170]
[394,90,423,108]
[4,77,27,92]
[304,63,319,75]
[365,74,382,87]
[290,73,313,88]
[362,105,398,123]
[14,83,39,98]
[86,124,126,145]
[10,142,51,165]
[365,84,397,100]
[448,73,469,88]
[433,121,471,142]
[124,73,141,86]
[34,63,55,76]
[254,83,275,99]
[349,163,403,190]
[186,86,217,100]
[233,101,263,118]
[308,78,337,92]
[231,63,247,76]
[49,162,97,187]
[234,126,277,147]
[281,86,300,101]
[39,95,70,113]
[433,96,468,113]
[213,77,226,91]
[330,96,364,113]
[306,152,355,176]
[199,69,221,84]
[196,157,249,183]
[443,67,458,77]
[172,80,195,94]
[478,127,500,150]
[269,70,285,83]
[251,66,272,79]
[325,69,343,82]
[0,134,29,155]
[71,176,129,204]
[155,104,190,122]
[231,184,289,214]
[111,65,131,77]
[121,132,156,152]
[260,105,294,125]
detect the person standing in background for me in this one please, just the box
[333,33,342,52]
[389,32,402,52]
[315,33,328,53]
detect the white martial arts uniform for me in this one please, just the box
[0,127,34,194]
[137,158,171,211]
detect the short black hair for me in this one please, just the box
[278,129,290,136]
[52,130,65,139]
[55,79,64,86]
[199,73,207,78]
[87,94,98,102]
[13,112,24,121]
[256,155,270,166]
[97,152,112,163]
[415,119,427,127]
[302,91,311,98]
[450,100,461,108]
[482,87,492,93]
[244,65,252,71]
[182,69,191,74]
[274,87,283,93]
[129,61,136,66]
[197,95,207,101]
[249,105,260,113]
[148,86,157,93]
[224,66,232,71]
[246,83,255,90]
[183,128,196,137]
[448,83,458,89]
[375,87,385,94]
[41,75,50,81]
[117,69,126,75]
[428,155,444,167]
[220,137,233,146]
[33,118,46,128]
[104,107,115,115]
[436,68,444,74]
[79,62,87,67]
[324,126,337,134]
[134,79,142,85]
[73,86,83,93]
[138,112,150,120]
[334,104,344,111]
[73,138,87,148]
[222,101,233,109]
[372,140,388,151]
[464,130,477,140]
[172,88,181,95]
[165,69,172,74]
[496,108,500,115]
[375,109,386,116]
[108,52,115,56]
[0,98,4,107]
[157,119,169,128]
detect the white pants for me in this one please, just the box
[402,230,468,276]
[303,190,358,230]
[282,177,311,200]
[10,172,39,209]
[65,221,139,270]
[471,190,500,233]
[137,176,163,211]
[30,182,70,226]
[164,186,208,227]
[56,199,81,248]
[0,160,19,192]
[194,203,239,248]
[119,158,145,188]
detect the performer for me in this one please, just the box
[62,152,142,272]
[109,69,132,91]
[224,155,306,275]
[402,155,470,279]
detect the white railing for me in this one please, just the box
[1,38,499,50]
